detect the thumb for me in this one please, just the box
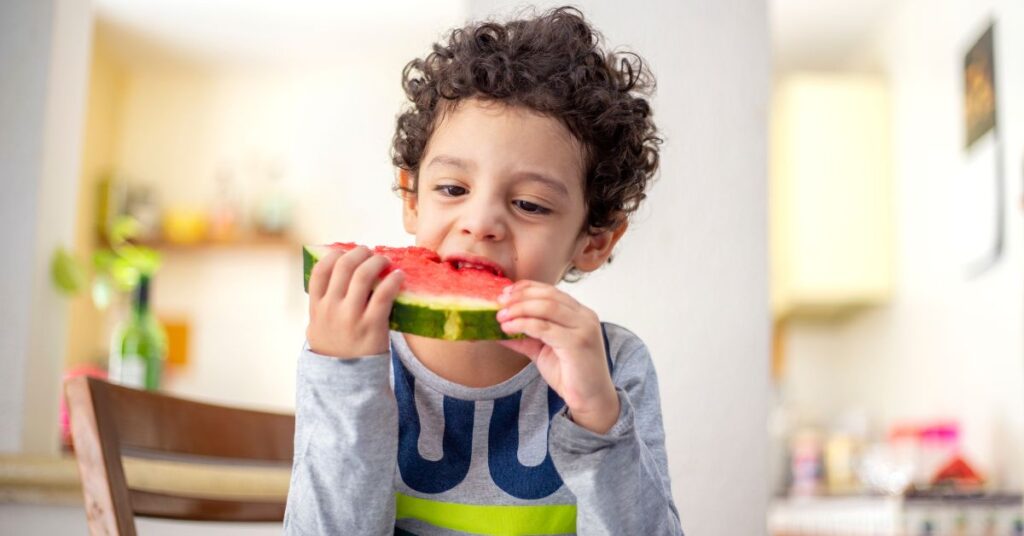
[498,338,544,360]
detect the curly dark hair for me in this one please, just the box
[391,6,661,279]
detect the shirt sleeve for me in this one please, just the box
[548,329,684,535]
[284,344,397,536]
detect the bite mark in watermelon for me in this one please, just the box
[303,243,519,341]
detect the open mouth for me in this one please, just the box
[447,259,505,278]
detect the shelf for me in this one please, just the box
[134,234,301,253]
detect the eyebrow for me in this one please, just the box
[426,154,471,170]
[426,154,571,200]
[516,172,571,200]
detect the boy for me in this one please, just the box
[286,6,683,535]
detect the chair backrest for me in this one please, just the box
[65,376,295,536]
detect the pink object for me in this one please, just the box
[919,422,959,443]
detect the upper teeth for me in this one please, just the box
[455,261,493,273]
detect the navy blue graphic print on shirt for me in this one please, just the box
[391,326,612,499]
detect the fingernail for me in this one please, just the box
[498,293,509,304]
[496,309,508,321]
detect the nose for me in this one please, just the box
[459,195,506,242]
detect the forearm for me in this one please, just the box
[550,389,683,535]
[284,347,397,535]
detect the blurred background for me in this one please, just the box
[1,0,1022,534]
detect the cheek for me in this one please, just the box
[516,237,578,282]
[414,212,454,248]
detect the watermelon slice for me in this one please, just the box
[303,243,519,341]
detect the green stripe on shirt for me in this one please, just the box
[395,492,577,535]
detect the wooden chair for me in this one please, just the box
[65,376,295,535]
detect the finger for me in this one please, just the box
[343,255,391,312]
[500,317,575,348]
[365,268,404,323]
[308,247,346,301]
[500,283,578,310]
[500,279,577,307]
[325,246,372,302]
[501,315,596,351]
[498,338,544,360]
[502,279,540,294]
[498,298,579,328]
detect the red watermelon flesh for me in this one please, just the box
[325,242,509,300]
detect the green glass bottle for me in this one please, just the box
[109,274,166,390]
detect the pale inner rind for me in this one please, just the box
[397,291,497,310]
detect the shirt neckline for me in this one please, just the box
[389,331,541,401]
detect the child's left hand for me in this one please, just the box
[496,280,620,434]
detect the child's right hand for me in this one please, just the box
[305,246,405,359]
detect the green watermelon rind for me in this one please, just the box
[302,245,518,341]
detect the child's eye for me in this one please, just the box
[435,184,467,197]
[513,200,552,215]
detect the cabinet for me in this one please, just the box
[770,74,893,319]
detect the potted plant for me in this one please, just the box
[52,215,166,391]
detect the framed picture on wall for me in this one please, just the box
[956,22,1003,277]
[964,25,996,149]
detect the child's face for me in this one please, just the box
[402,98,623,284]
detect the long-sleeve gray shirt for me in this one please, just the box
[285,322,683,535]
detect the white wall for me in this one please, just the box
[0,0,92,455]
[0,0,53,455]
[464,2,772,534]
[781,0,1024,489]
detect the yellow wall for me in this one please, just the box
[65,27,125,367]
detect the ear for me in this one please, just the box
[399,168,418,234]
[571,217,629,273]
